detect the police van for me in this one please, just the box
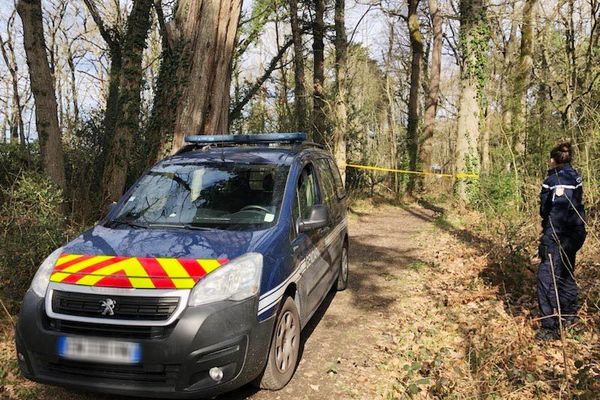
[15,133,349,398]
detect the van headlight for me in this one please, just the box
[31,247,63,298]
[188,253,263,306]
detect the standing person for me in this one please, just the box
[537,142,587,341]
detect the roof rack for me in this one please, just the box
[184,132,307,145]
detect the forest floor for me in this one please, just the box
[1,202,598,399]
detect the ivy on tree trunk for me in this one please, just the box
[455,0,489,201]
[147,0,243,158]
[101,0,153,204]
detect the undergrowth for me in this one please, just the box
[350,188,599,399]
[395,195,600,399]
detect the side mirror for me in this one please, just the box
[298,204,329,232]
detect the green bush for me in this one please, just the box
[63,113,106,222]
[0,142,40,193]
[0,172,68,310]
[475,171,520,217]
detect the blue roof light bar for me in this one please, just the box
[184,132,307,145]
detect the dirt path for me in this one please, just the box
[220,205,438,399]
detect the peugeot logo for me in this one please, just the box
[100,298,117,316]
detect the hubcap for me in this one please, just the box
[275,310,298,373]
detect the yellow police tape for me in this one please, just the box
[345,163,479,180]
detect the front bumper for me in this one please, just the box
[15,289,275,398]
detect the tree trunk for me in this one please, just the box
[274,15,292,131]
[101,0,153,203]
[333,0,347,181]
[81,0,122,168]
[512,0,537,158]
[419,0,442,190]
[173,0,242,150]
[98,44,121,166]
[563,0,577,136]
[64,38,80,133]
[17,0,66,190]
[148,0,243,156]
[0,30,26,148]
[290,0,308,132]
[406,0,423,195]
[385,23,400,196]
[500,2,520,154]
[146,42,176,162]
[480,118,490,171]
[455,0,487,201]
[312,0,326,143]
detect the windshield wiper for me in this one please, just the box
[146,223,218,231]
[107,218,148,229]
[184,223,218,231]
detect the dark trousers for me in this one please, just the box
[537,235,580,330]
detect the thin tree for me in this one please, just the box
[290,0,308,132]
[62,32,80,125]
[563,0,577,134]
[312,0,326,143]
[406,0,424,194]
[333,0,348,180]
[512,0,537,158]
[17,0,66,190]
[0,12,26,148]
[419,0,442,189]
[82,0,123,167]
[499,3,520,136]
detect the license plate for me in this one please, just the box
[57,336,141,364]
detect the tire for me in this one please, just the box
[336,243,349,291]
[258,296,301,390]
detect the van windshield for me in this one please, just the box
[108,163,290,231]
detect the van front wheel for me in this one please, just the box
[258,296,301,390]
[336,244,349,291]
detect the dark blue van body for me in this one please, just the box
[16,135,348,398]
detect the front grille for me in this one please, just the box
[51,290,179,321]
[42,359,180,384]
[47,318,173,340]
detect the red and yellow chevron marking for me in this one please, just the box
[50,254,229,289]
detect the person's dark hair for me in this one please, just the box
[550,142,573,164]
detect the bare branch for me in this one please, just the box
[82,0,117,49]
[349,4,375,45]
[230,37,295,121]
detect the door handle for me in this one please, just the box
[319,227,331,235]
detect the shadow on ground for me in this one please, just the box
[348,235,424,312]
[412,199,537,320]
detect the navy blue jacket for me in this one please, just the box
[540,164,586,240]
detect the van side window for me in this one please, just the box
[315,159,337,213]
[295,164,319,222]
[327,159,345,198]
